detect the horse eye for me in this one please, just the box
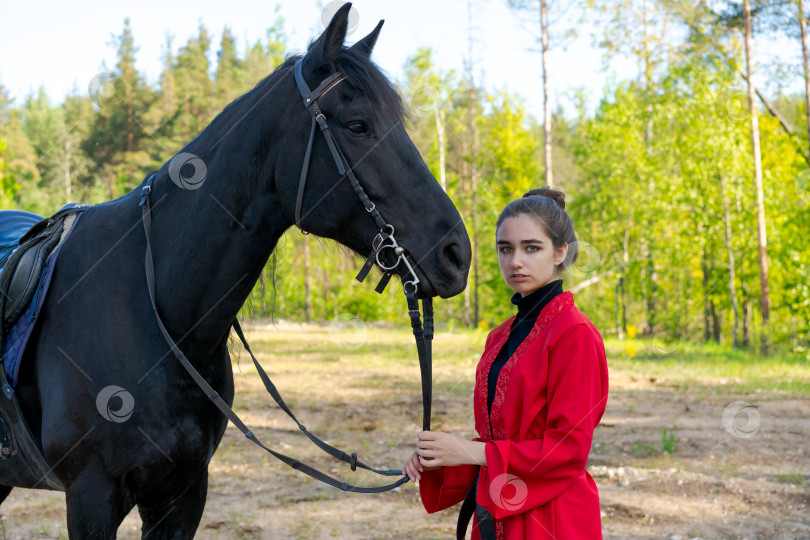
[346,121,367,134]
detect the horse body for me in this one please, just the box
[18,189,243,535]
[1,5,471,538]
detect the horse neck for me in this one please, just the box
[145,73,296,356]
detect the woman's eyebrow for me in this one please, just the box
[496,239,545,245]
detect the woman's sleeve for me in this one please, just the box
[418,463,479,513]
[476,324,608,519]
[419,328,500,514]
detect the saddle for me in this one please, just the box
[0,203,88,492]
[0,204,88,335]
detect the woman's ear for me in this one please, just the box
[555,243,569,267]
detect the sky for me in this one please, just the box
[0,0,803,121]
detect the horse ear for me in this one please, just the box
[304,2,351,71]
[350,20,384,57]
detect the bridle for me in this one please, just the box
[138,59,434,493]
[292,59,422,295]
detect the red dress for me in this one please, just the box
[419,291,609,539]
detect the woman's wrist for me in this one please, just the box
[468,441,488,466]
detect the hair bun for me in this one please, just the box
[523,187,565,210]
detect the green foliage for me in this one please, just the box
[661,426,677,454]
[1,8,808,361]
[0,135,16,206]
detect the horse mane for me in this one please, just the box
[189,45,407,186]
[276,46,406,124]
[190,42,407,336]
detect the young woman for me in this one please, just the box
[403,187,609,539]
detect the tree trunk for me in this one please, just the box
[681,267,689,341]
[800,0,810,159]
[742,287,751,348]
[467,0,479,328]
[743,0,771,355]
[712,299,722,343]
[304,234,312,323]
[702,250,711,342]
[615,276,624,340]
[621,206,631,335]
[719,170,740,348]
[127,102,134,154]
[434,104,447,191]
[642,0,657,337]
[64,138,72,203]
[259,268,267,317]
[540,0,553,187]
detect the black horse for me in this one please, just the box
[0,5,470,538]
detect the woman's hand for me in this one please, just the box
[402,451,422,482]
[403,448,443,482]
[416,431,487,468]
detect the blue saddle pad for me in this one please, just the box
[1,211,82,387]
[0,210,44,275]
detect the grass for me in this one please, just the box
[241,323,809,395]
[661,426,677,454]
[775,473,805,486]
[604,336,810,395]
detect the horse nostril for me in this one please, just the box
[443,242,462,269]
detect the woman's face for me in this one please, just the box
[496,214,568,297]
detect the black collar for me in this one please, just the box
[511,279,564,321]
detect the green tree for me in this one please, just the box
[0,135,17,207]
[215,27,244,109]
[84,18,154,197]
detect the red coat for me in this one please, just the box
[419,291,609,539]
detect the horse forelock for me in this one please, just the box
[275,48,406,125]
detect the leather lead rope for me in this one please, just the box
[231,319,403,477]
[140,174,409,493]
[406,290,433,431]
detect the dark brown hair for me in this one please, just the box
[496,187,579,276]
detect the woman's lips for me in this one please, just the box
[511,274,529,282]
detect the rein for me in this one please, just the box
[137,60,434,493]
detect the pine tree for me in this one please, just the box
[215,27,244,109]
[84,18,153,197]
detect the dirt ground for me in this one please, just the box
[0,322,808,539]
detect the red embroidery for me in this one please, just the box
[475,317,512,442]
[482,292,574,442]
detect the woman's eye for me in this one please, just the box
[499,247,512,254]
[346,121,367,134]
[526,246,539,253]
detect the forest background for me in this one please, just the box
[1,0,808,360]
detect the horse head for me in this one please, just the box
[273,4,471,299]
